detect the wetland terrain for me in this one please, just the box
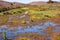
[0,0,60,40]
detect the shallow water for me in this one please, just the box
[0,21,60,39]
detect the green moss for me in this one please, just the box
[3,32,7,40]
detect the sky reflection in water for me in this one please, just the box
[0,21,59,38]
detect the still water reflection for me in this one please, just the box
[0,21,60,39]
